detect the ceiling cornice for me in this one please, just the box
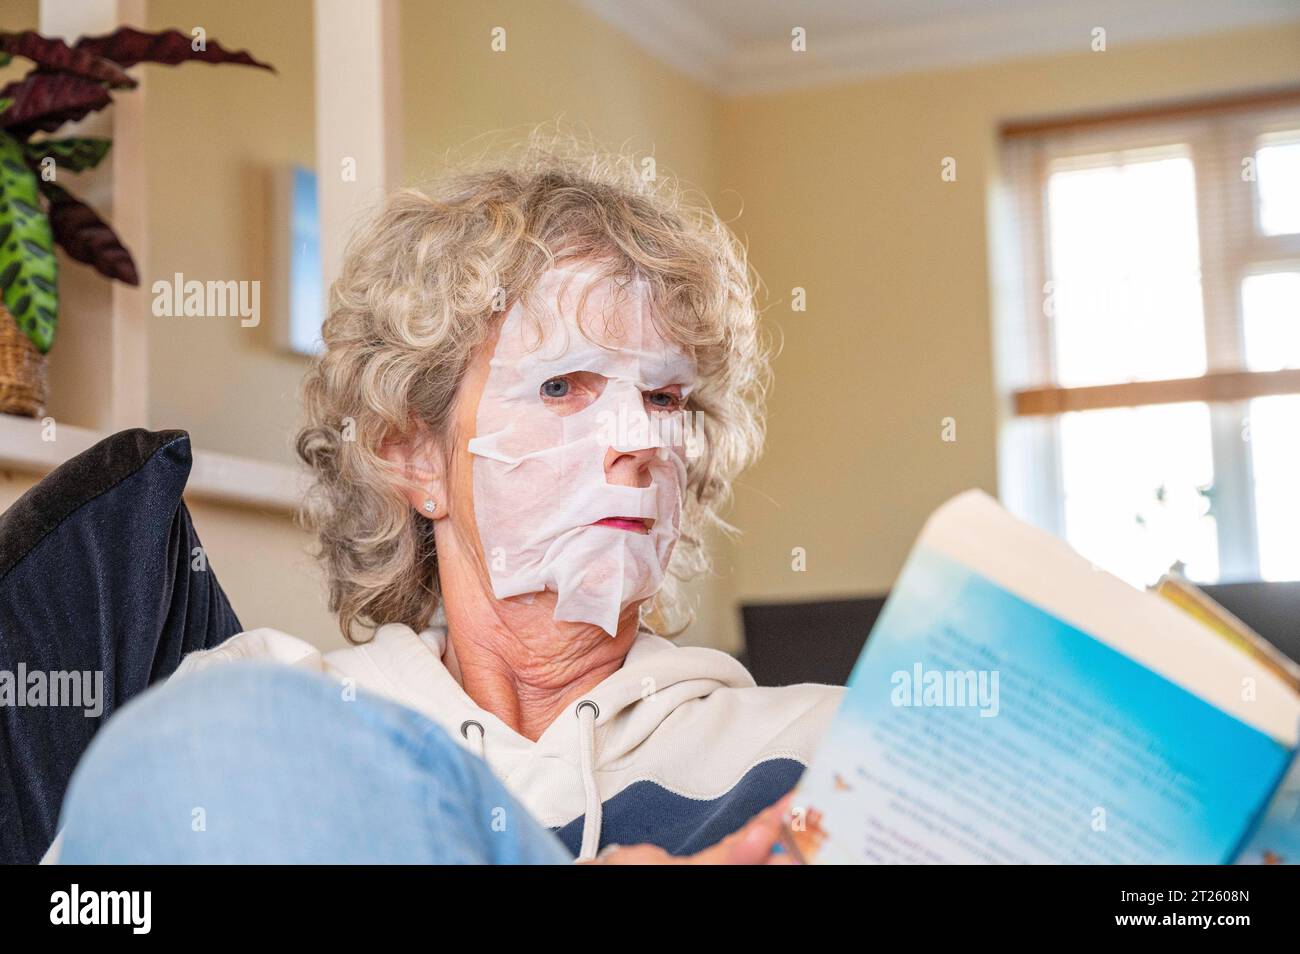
[578,0,1300,96]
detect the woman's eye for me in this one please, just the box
[646,390,682,410]
[540,377,570,399]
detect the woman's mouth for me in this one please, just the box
[593,517,652,533]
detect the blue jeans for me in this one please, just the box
[57,663,575,864]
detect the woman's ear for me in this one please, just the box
[379,433,449,520]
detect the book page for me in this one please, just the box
[1235,750,1300,865]
[924,492,1300,745]
[791,493,1300,864]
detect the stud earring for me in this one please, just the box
[423,499,436,514]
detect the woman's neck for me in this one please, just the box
[441,595,639,741]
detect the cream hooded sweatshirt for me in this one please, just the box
[166,620,843,860]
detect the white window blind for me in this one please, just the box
[995,89,1300,586]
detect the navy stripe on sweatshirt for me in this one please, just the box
[554,757,805,857]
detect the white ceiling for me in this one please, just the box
[578,0,1300,95]
[684,0,1049,44]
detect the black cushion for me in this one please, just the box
[0,428,242,863]
[1200,582,1300,666]
[742,584,1300,690]
[740,596,887,687]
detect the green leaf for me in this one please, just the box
[24,136,111,173]
[0,130,57,352]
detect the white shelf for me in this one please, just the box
[0,415,304,513]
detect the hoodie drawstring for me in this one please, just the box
[460,707,603,861]
[460,720,485,760]
[575,700,602,861]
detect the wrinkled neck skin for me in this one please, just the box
[435,515,640,742]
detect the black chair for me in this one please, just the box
[739,596,887,687]
[740,582,1300,688]
[1200,581,1300,666]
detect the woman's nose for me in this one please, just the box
[603,446,656,488]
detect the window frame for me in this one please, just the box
[997,92,1300,583]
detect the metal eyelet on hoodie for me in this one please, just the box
[575,699,603,861]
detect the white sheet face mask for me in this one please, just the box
[465,267,698,636]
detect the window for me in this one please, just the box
[996,91,1300,586]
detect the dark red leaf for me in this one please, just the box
[74,26,274,72]
[41,182,139,286]
[0,31,136,88]
[0,73,112,137]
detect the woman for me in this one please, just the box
[56,140,842,864]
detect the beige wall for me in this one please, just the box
[0,0,38,62]
[0,473,39,517]
[717,23,1300,625]
[142,0,316,466]
[399,0,720,197]
[184,497,340,650]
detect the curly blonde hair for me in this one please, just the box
[297,131,770,642]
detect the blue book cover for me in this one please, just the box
[788,492,1300,864]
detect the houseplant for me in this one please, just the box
[0,27,273,416]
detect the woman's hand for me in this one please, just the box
[583,794,796,865]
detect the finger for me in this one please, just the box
[758,793,797,832]
[586,844,676,865]
[690,802,786,865]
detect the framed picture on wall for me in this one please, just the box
[269,164,324,356]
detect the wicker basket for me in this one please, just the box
[0,305,48,418]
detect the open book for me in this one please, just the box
[786,490,1300,864]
